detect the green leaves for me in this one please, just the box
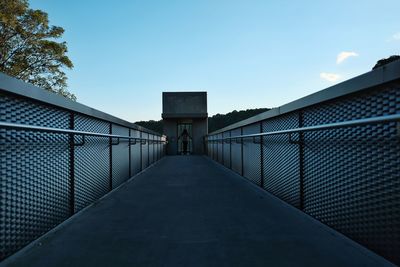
[0,0,75,101]
[372,55,400,70]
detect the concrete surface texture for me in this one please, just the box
[1,156,394,267]
[162,92,207,118]
[162,92,208,155]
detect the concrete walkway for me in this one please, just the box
[2,156,393,267]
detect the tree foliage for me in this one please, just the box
[135,120,164,134]
[208,108,270,133]
[0,0,75,100]
[372,55,400,70]
[136,108,270,134]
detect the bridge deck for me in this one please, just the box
[3,156,391,267]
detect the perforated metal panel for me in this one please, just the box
[231,128,242,175]
[130,129,141,176]
[242,123,261,185]
[262,112,300,207]
[302,85,400,263]
[141,132,149,169]
[223,131,231,168]
[111,124,130,188]
[0,93,70,260]
[205,83,399,264]
[74,115,110,212]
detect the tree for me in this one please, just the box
[0,0,75,100]
[372,55,400,70]
[135,108,271,134]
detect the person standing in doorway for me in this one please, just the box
[178,128,191,155]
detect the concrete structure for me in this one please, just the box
[162,92,208,155]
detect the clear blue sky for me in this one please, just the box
[30,0,399,122]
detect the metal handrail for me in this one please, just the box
[0,121,166,143]
[206,113,400,141]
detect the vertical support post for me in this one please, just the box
[241,127,244,176]
[218,134,220,163]
[153,135,155,163]
[109,123,113,191]
[213,136,215,160]
[260,122,264,188]
[140,131,143,171]
[299,110,305,210]
[129,129,131,178]
[68,112,75,215]
[229,131,232,169]
[222,133,224,165]
[147,134,150,167]
[215,136,217,160]
[216,135,218,162]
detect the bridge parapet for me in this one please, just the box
[0,73,166,260]
[206,60,400,265]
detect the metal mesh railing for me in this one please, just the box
[206,82,400,264]
[0,81,166,260]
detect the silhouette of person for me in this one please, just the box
[178,128,191,155]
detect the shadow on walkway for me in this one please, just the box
[2,156,393,267]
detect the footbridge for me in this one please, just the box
[0,61,399,266]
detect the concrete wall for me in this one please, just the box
[163,119,178,155]
[192,118,207,154]
[163,118,208,155]
[162,92,208,155]
[162,92,207,119]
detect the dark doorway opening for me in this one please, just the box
[177,123,193,155]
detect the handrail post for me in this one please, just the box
[260,122,264,188]
[129,129,131,178]
[218,135,220,162]
[109,123,113,191]
[229,131,232,169]
[241,127,244,176]
[221,133,225,165]
[140,131,143,171]
[153,135,155,162]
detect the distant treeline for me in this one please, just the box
[135,120,164,134]
[135,108,270,134]
[207,108,270,133]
